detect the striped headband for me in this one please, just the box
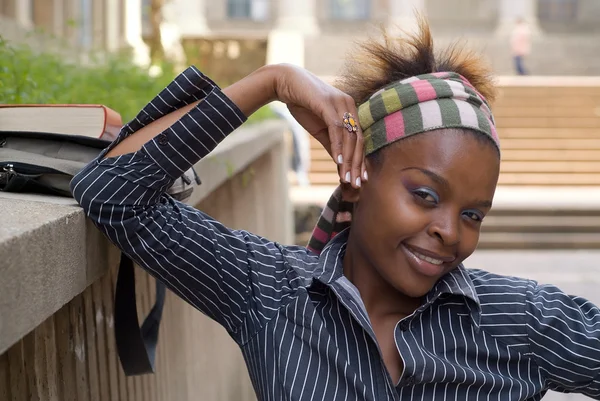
[307,72,499,255]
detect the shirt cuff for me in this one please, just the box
[140,82,247,179]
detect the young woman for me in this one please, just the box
[71,20,600,400]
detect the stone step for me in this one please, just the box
[482,214,600,233]
[306,171,600,186]
[496,117,600,129]
[493,107,600,118]
[310,138,600,152]
[309,148,600,162]
[478,232,600,249]
[308,160,600,174]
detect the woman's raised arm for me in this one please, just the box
[70,64,363,340]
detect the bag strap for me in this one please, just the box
[114,254,166,376]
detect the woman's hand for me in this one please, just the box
[275,64,366,188]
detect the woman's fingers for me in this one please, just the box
[345,96,365,188]
[340,112,358,185]
[323,96,365,188]
[335,96,364,189]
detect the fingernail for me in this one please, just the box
[363,170,368,180]
[337,154,343,164]
[355,177,361,187]
[345,171,351,183]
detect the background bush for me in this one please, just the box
[0,37,273,123]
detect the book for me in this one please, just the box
[0,104,123,142]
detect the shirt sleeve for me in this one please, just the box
[70,66,301,341]
[526,281,600,399]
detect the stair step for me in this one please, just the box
[494,107,600,118]
[482,215,600,233]
[478,232,600,249]
[294,231,600,249]
[310,139,600,151]
[496,117,600,129]
[306,171,600,186]
[309,148,600,162]
[309,161,600,174]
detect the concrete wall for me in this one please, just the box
[0,122,292,401]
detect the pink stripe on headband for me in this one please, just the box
[410,80,437,103]
[311,226,331,243]
[384,111,406,142]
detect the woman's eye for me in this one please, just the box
[413,189,438,204]
[463,211,484,222]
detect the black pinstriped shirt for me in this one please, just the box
[71,66,600,400]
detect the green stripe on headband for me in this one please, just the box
[357,72,500,156]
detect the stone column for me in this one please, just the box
[388,0,426,34]
[171,0,208,37]
[161,0,205,70]
[14,0,33,28]
[92,0,105,49]
[496,0,540,35]
[104,0,120,51]
[268,0,319,187]
[124,0,150,66]
[274,0,319,36]
[63,0,81,47]
[268,0,319,67]
[52,0,64,37]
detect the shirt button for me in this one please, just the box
[403,376,415,386]
[157,133,169,146]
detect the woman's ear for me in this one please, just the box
[340,158,372,202]
[340,181,361,203]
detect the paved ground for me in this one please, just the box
[465,250,600,401]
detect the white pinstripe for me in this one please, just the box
[71,66,600,401]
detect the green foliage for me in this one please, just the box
[0,37,274,124]
[0,37,175,122]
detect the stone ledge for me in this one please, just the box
[0,120,287,355]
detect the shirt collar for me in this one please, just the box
[313,229,482,328]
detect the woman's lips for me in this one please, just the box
[401,244,454,277]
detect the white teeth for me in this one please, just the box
[411,250,443,265]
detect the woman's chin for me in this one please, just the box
[387,273,437,299]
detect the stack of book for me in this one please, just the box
[0,104,122,141]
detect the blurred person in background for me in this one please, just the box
[511,17,532,75]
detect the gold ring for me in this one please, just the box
[343,112,358,133]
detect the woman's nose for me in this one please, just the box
[428,212,460,247]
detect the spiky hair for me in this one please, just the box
[335,16,497,106]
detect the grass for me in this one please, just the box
[0,37,274,123]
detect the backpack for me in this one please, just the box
[0,130,200,375]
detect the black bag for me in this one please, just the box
[0,130,200,375]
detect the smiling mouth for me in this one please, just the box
[403,244,456,265]
[409,249,444,265]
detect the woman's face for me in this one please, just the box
[351,129,500,298]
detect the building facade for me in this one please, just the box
[2,0,598,75]
[0,0,148,64]
[153,0,600,76]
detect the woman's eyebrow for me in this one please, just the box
[401,167,449,189]
[473,200,492,208]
